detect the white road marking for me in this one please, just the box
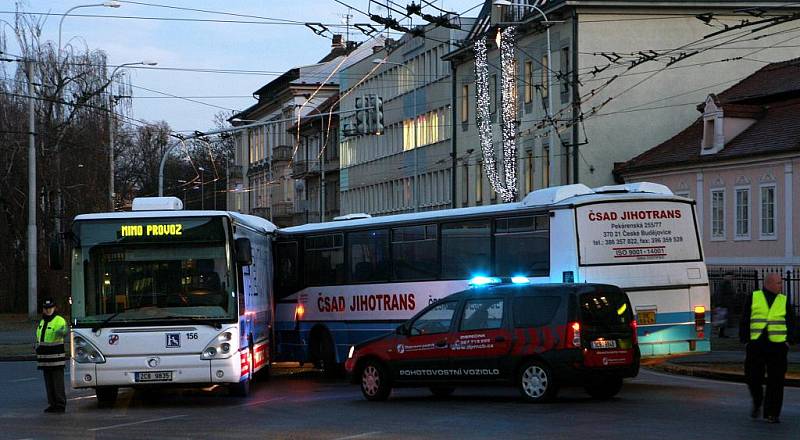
[87,414,187,432]
[640,368,747,386]
[333,431,383,440]
[68,395,96,401]
[233,397,284,407]
[8,377,37,383]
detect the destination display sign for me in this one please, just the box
[75,217,226,246]
[576,201,700,265]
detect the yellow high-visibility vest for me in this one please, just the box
[750,290,788,343]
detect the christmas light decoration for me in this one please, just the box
[474,28,518,203]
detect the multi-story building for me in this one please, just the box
[444,0,800,208]
[337,21,473,215]
[290,95,341,224]
[227,35,381,226]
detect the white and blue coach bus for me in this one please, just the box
[68,197,275,405]
[272,183,710,371]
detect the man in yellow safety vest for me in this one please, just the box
[35,298,68,413]
[739,273,796,423]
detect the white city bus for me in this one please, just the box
[69,197,275,405]
[273,183,710,370]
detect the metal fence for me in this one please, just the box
[708,266,800,326]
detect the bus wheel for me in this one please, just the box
[96,386,118,408]
[360,360,391,401]
[229,378,250,397]
[518,360,557,403]
[314,330,340,377]
[584,377,623,400]
[429,387,455,398]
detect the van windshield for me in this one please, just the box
[579,289,632,328]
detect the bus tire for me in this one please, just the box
[518,360,558,403]
[429,387,455,398]
[96,386,118,408]
[312,328,340,377]
[229,378,250,397]
[584,377,623,400]
[360,360,391,401]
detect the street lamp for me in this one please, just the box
[107,60,157,210]
[372,58,419,212]
[58,2,121,54]
[198,167,205,210]
[493,0,556,187]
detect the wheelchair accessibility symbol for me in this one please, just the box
[166,333,181,348]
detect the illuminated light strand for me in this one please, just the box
[474,33,517,203]
[499,26,518,202]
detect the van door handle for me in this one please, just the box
[435,339,448,348]
[495,336,506,342]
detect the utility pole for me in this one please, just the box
[320,119,326,222]
[26,59,37,318]
[108,91,115,210]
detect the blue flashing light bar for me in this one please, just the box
[511,276,531,284]
[469,276,502,287]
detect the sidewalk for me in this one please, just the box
[652,337,800,386]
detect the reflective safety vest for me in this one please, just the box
[750,290,788,343]
[35,315,67,368]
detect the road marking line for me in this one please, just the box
[8,377,37,383]
[640,368,746,386]
[87,414,187,432]
[68,395,96,401]
[234,397,284,407]
[333,431,383,440]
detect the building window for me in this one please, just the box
[461,163,469,207]
[735,187,750,239]
[541,53,549,100]
[760,185,776,239]
[524,61,533,104]
[476,161,483,204]
[560,47,570,95]
[525,150,534,194]
[461,84,469,123]
[711,189,725,240]
[490,74,497,114]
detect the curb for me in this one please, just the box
[652,363,800,387]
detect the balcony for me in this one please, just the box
[291,159,320,178]
[272,145,293,164]
[251,206,270,220]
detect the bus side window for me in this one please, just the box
[494,215,549,277]
[276,241,299,297]
[391,224,438,281]
[305,234,345,286]
[441,220,491,279]
[348,229,390,283]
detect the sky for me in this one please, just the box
[4,0,483,133]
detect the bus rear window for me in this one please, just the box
[579,289,632,327]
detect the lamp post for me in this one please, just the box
[58,2,121,54]
[372,58,419,212]
[493,0,556,187]
[198,167,205,210]
[107,60,157,210]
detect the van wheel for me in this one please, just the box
[429,387,455,398]
[585,377,623,400]
[360,360,391,401]
[229,378,251,397]
[518,360,557,403]
[96,386,118,408]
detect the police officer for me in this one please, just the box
[35,298,68,413]
[740,273,796,423]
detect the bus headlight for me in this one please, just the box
[201,329,236,360]
[348,346,355,359]
[72,336,106,364]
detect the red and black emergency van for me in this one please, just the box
[345,279,640,402]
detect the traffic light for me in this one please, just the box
[355,96,366,135]
[374,96,384,134]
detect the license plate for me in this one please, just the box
[135,371,173,382]
[637,310,656,325]
[591,339,617,349]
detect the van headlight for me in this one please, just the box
[200,329,235,360]
[348,345,355,359]
[72,336,106,364]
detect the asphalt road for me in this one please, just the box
[0,362,798,440]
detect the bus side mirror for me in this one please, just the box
[235,238,252,266]
[49,239,64,271]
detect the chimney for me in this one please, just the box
[332,34,345,50]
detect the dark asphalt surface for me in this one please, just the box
[0,362,798,440]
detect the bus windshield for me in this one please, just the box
[71,217,237,326]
